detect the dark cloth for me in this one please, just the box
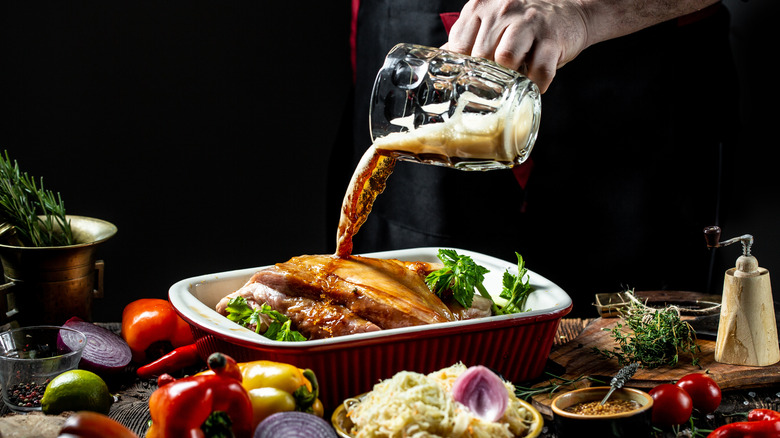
[329,0,739,317]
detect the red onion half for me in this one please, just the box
[451,365,509,422]
[58,317,132,377]
[253,411,337,438]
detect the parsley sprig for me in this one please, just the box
[425,249,493,310]
[425,249,534,315]
[225,296,306,342]
[498,253,533,315]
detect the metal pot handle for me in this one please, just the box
[0,281,18,325]
[93,260,105,299]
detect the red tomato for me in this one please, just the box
[648,383,693,426]
[675,373,722,414]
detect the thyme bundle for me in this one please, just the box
[594,295,700,368]
[0,150,73,247]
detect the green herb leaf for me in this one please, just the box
[264,312,307,342]
[497,252,534,315]
[224,297,307,342]
[224,296,255,323]
[425,249,491,309]
[425,249,536,315]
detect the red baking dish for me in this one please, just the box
[169,247,572,411]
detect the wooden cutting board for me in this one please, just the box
[531,317,780,417]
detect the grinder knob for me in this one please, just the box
[703,226,722,248]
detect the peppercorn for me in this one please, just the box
[6,379,50,408]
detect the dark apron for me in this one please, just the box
[335,0,737,316]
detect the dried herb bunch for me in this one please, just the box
[0,150,73,247]
[594,298,700,368]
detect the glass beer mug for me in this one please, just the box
[370,43,541,171]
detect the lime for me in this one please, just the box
[40,369,113,415]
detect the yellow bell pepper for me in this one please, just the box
[199,360,323,428]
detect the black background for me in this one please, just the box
[1,1,777,323]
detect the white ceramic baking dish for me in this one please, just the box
[169,247,572,410]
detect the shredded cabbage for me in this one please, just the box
[345,363,537,438]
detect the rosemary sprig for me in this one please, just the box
[514,373,607,401]
[594,296,700,368]
[0,150,73,247]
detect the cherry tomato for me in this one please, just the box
[648,383,693,426]
[675,373,722,414]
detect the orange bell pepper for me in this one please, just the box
[122,298,195,364]
[146,352,253,438]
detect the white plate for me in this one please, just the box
[169,247,572,348]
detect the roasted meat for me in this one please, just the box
[216,254,492,339]
[216,279,381,339]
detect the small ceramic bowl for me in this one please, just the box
[551,386,653,438]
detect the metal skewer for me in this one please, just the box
[600,362,640,405]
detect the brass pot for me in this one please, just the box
[0,216,117,327]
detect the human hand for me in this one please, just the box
[443,0,590,93]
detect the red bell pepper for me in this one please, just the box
[707,408,780,438]
[121,298,195,364]
[747,409,780,422]
[146,352,253,438]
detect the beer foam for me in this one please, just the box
[374,93,533,162]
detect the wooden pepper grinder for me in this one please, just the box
[704,226,780,366]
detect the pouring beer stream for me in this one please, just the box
[335,43,541,258]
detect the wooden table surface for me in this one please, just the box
[2,319,780,437]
